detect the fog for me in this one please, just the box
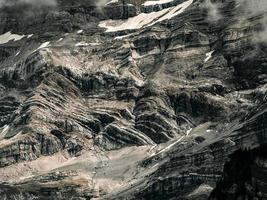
[0,0,57,8]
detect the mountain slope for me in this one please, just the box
[0,0,266,199]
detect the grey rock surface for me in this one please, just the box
[0,0,266,199]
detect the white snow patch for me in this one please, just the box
[90,42,101,46]
[0,125,9,138]
[77,30,83,34]
[99,0,193,32]
[0,31,25,44]
[188,184,213,197]
[206,129,212,132]
[143,0,173,6]
[27,34,34,38]
[75,42,100,47]
[15,51,21,57]
[204,50,214,63]
[36,41,50,51]
[156,136,184,155]
[114,34,132,40]
[186,128,192,136]
[75,42,90,47]
[99,9,169,32]
[156,0,193,21]
[151,163,159,168]
[57,38,63,42]
[149,144,157,153]
[106,0,119,5]
[149,152,156,157]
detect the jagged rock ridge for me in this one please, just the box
[0,0,266,199]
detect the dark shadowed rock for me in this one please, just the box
[0,0,266,199]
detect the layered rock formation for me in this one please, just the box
[0,0,266,199]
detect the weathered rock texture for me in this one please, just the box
[0,0,266,199]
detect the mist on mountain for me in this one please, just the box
[0,0,57,8]
[0,0,58,19]
[203,0,222,22]
[239,0,267,43]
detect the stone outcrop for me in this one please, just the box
[0,0,266,199]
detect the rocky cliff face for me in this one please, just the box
[0,0,266,199]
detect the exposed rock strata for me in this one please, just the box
[0,0,266,199]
